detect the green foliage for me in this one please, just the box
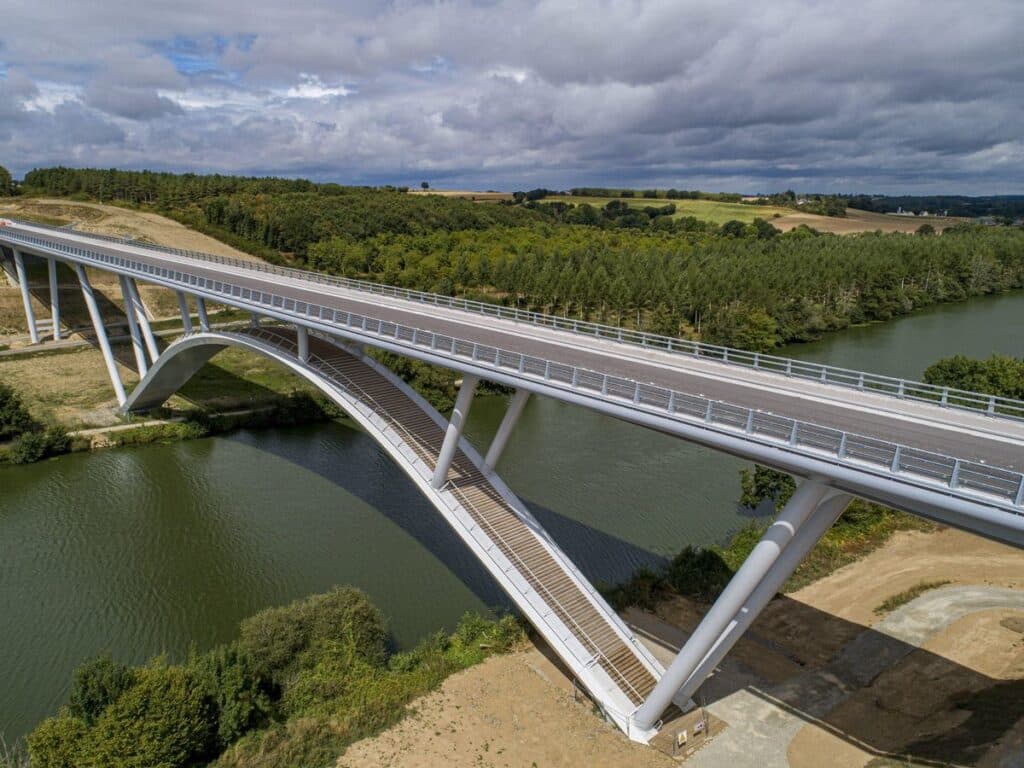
[67,656,135,726]
[922,353,1024,400]
[5,426,71,464]
[26,715,88,768]
[27,587,522,768]
[0,165,13,197]
[238,587,388,686]
[874,580,950,615]
[189,643,272,748]
[84,661,216,768]
[0,383,35,440]
[739,465,797,509]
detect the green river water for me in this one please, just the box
[1,290,1022,740]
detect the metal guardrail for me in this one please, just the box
[7,218,1024,422]
[6,226,1024,512]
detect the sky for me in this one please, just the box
[0,0,1022,194]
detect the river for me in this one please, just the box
[1,290,1022,740]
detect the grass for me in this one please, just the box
[546,195,795,225]
[874,580,951,615]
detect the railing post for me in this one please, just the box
[890,445,902,473]
[296,325,309,363]
[789,421,799,445]
[1016,475,1024,507]
[949,459,961,489]
[744,410,754,433]
[704,401,714,423]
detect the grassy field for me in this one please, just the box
[546,195,794,224]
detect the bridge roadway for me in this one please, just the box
[5,222,1022,475]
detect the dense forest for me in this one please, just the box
[15,167,1024,352]
[845,194,1024,220]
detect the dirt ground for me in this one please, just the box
[339,527,1024,767]
[0,198,248,340]
[406,189,513,202]
[771,207,964,234]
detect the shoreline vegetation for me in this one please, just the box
[10,589,524,768]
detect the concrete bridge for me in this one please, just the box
[2,218,1023,742]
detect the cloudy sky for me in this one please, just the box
[0,1,1021,193]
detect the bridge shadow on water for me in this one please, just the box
[218,416,671,613]
[635,588,1024,766]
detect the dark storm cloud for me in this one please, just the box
[0,0,1021,192]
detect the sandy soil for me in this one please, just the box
[337,642,673,768]
[0,198,259,260]
[340,528,1024,768]
[772,207,964,234]
[0,199,243,340]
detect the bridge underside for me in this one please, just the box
[127,325,674,739]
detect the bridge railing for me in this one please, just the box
[5,225,1024,513]
[8,218,1024,423]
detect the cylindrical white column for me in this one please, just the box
[484,389,531,470]
[431,375,480,489]
[76,264,126,406]
[176,291,193,333]
[633,479,829,730]
[13,249,39,344]
[48,258,61,341]
[673,492,852,703]
[196,296,210,331]
[119,275,149,377]
[297,325,309,362]
[125,278,158,362]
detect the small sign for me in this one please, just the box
[676,729,688,747]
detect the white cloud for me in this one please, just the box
[0,0,1021,192]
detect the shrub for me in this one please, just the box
[664,546,734,602]
[239,587,388,685]
[189,643,272,748]
[0,383,35,440]
[67,656,135,726]
[26,715,88,768]
[7,427,70,464]
[83,662,216,768]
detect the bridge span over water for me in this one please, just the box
[2,219,1023,741]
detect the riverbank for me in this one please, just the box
[336,526,1024,767]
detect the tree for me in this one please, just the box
[916,223,935,236]
[0,383,36,439]
[420,181,429,190]
[67,656,135,726]
[0,164,13,196]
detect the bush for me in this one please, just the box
[7,427,70,464]
[189,643,272,748]
[664,546,734,602]
[0,383,35,440]
[83,662,216,768]
[238,587,388,685]
[25,716,88,768]
[67,656,135,726]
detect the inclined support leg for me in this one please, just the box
[176,291,193,333]
[125,278,158,362]
[48,258,61,341]
[633,479,831,730]
[76,264,126,406]
[250,313,261,328]
[119,275,149,377]
[431,375,479,489]
[673,492,853,703]
[297,325,309,362]
[196,296,210,332]
[13,249,39,344]
[484,389,531,470]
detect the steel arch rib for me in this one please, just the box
[125,327,668,741]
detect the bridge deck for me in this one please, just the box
[5,222,1021,475]
[239,326,660,714]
